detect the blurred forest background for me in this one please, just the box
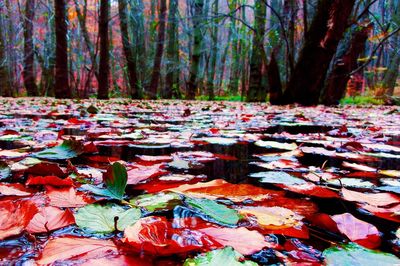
[0,0,399,105]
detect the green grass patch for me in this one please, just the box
[196,95,243,101]
[340,96,384,105]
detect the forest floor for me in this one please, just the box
[0,98,400,265]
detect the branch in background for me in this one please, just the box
[349,26,400,76]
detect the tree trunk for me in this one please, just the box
[284,0,356,105]
[382,36,400,97]
[164,0,180,99]
[247,0,267,102]
[268,50,283,104]
[205,0,220,100]
[322,23,372,105]
[382,0,400,97]
[97,0,110,99]
[187,0,204,100]
[118,0,140,99]
[23,0,38,96]
[0,6,12,97]
[148,0,167,99]
[73,0,98,81]
[54,0,70,98]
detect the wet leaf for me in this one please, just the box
[75,204,141,233]
[46,186,95,208]
[0,162,11,180]
[251,171,307,186]
[32,139,84,160]
[185,197,240,226]
[36,236,118,265]
[331,213,381,249]
[183,246,258,266]
[26,206,75,233]
[0,199,38,240]
[199,227,274,255]
[130,192,182,212]
[323,243,400,266]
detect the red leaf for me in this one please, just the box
[26,206,75,233]
[123,216,220,255]
[331,213,381,249]
[277,183,340,199]
[127,164,168,185]
[26,162,65,177]
[26,176,74,187]
[46,187,95,208]
[36,236,118,265]
[0,199,38,240]
[199,227,276,255]
[309,213,340,234]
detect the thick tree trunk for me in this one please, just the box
[97,0,110,99]
[54,0,70,99]
[187,0,204,100]
[247,0,268,102]
[284,0,356,105]
[382,38,400,97]
[164,0,180,99]
[23,0,38,96]
[268,51,283,105]
[118,0,140,99]
[148,0,167,99]
[322,23,372,105]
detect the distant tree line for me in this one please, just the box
[0,0,399,105]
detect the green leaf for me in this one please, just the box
[0,162,11,180]
[103,162,127,199]
[131,192,182,212]
[83,162,127,200]
[185,197,240,226]
[323,243,400,266]
[32,140,83,160]
[74,204,141,233]
[183,247,257,266]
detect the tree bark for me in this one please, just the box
[97,0,110,99]
[23,0,39,96]
[148,0,167,99]
[118,0,140,99]
[268,50,283,104]
[187,0,204,100]
[164,0,180,99]
[284,0,356,105]
[322,23,372,105]
[54,0,71,98]
[247,0,268,102]
[205,0,220,100]
[0,6,12,97]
